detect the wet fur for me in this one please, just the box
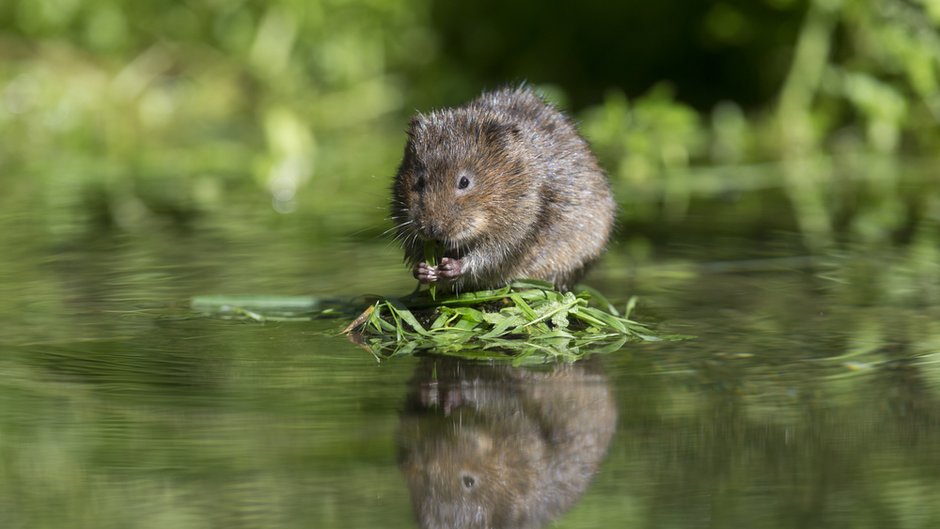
[391,87,616,291]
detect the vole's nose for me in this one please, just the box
[420,221,446,242]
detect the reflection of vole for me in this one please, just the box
[397,358,617,529]
[391,87,616,291]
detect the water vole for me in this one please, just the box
[391,87,615,291]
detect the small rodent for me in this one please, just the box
[391,86,616,291]
[398,357,617,529]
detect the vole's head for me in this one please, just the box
[392,109,539,252]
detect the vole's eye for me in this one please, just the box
[458,176,471,190]
[461,474,476,490]
[415,175,426,191]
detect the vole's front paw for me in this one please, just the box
[414,262,438,283]
[438,257,463,279]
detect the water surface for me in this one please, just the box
[2,204,939,529]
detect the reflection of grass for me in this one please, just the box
[345,280,684,363]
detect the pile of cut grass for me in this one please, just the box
[344,280,679,363]
[191,281,681,362]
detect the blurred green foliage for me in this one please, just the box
[2,4,939,527]
[0,0,434,235]
[0,0,938,247]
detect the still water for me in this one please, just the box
[2,206,939,529]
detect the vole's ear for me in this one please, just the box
[482,120,521,145]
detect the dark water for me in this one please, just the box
[2,207,939,529]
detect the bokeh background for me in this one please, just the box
[3,3,940,528]
[2,0,938,251]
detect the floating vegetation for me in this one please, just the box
[190,295,354,322]
[423,241,442,301]
[344,280,684,363]
[190,281,684,362]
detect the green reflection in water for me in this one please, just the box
[0,175,939,528]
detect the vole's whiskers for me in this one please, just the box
[382,219,413,238]
[408,229,421,250]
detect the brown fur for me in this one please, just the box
[391,87,616,291]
